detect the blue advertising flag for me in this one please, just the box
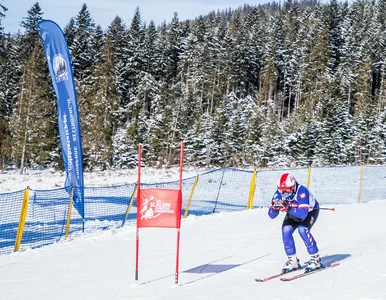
[38,20,85,218]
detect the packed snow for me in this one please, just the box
[0,168,385,300]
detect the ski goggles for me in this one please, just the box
[278,188,294,201]
[278,188,292,195]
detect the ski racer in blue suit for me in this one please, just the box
[268,173,321,273]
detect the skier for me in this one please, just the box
[269,173,321,273]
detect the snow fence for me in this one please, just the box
[0,165,385,255]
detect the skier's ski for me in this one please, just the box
[255,267,304,282]
[280,263,340,282]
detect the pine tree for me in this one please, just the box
[0,32,26,169]
[210,96,232,165]
[9,3,57,172]
[20,2,43,57]
[63,17,76,48]
[377,108,386,161]
[112,127,137,168]
[226,94,256,165]
[147,83,176,165]
[70,4,96,95]
[290,114,319,165]
[266,12,286,119]
[314,94,353,165]
[82,37,119,170]
[105,16,128,127]
[0,2,6,32]
[185,112,214,166]
[164,13,183,84]
[3,1,386,168]
[353,104,383,164]
[246,100,265,166]
[302,21,330,116]
[258,99,289,167]
[10,43,56,172]
[324,0,345,75]
[0,5,9,169]
[353,57,373,116]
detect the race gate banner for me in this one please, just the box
[137,188,182,229]
[38,20,85,218]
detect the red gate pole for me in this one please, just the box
[135,144,142,283]
[175,141,184,284]
[175,227,181,284]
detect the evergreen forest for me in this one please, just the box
[1,0,386,172]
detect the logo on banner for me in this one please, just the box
[53,54,68,82]
[140,195,175,220]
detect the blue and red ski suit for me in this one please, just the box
[268,182,320,256]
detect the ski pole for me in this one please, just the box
[316,207,335,211]
[294,206,335,211]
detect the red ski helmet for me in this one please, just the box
[277,173,296,196]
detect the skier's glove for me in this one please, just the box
[272,199,283,212]
[272,199,291,212]
[280,199,291,212]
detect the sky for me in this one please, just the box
[1,0,262,34]
[0,168,386,299]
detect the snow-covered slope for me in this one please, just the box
[0,177,385,300]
